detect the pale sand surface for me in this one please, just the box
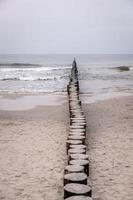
[84,96,133,200]
[0,95,133,200]
[0,103,68,200]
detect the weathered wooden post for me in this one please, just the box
[64,59,92,199]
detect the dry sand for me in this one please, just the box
[84,95,133,200]
[0,102,69,200]
[0,95,133,200]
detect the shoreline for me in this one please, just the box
[0,92,132,111]
[0,95,133,199]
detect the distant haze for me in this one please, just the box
[0,0,133,54]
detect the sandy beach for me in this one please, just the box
[0,94,133,200]
[0,95,69,200]
[84,95,133,200]
[0,0,133,199]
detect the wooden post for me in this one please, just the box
[64,183,92,198]
[64,173,87,185]
[64,59,91,199]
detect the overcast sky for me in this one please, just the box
[0,0,133,54]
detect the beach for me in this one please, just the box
[0,94,133,200]
[0,0,133,198]
[0,95,68,200]
[84,95,133,200]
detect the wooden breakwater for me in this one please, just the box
[63,59,92,200]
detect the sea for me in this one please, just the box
[0,54,133,102]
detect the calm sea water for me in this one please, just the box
[0,54,133,98]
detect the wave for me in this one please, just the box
[0,75,69,81]
[0,63,42,67]
[0,66,50,72]
[1,77,55,81]
[0,89,67,94]
[50,66,71,70]
[0,65,71,72]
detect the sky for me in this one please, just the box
[0,0,133,54]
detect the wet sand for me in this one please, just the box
[0,94,133,200]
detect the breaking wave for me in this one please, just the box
[0,76,69,81]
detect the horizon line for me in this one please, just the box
[0,53,133,55]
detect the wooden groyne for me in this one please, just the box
[63,59,92,199]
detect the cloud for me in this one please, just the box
[0,0,133,53]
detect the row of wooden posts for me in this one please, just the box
[63,59,92,200]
